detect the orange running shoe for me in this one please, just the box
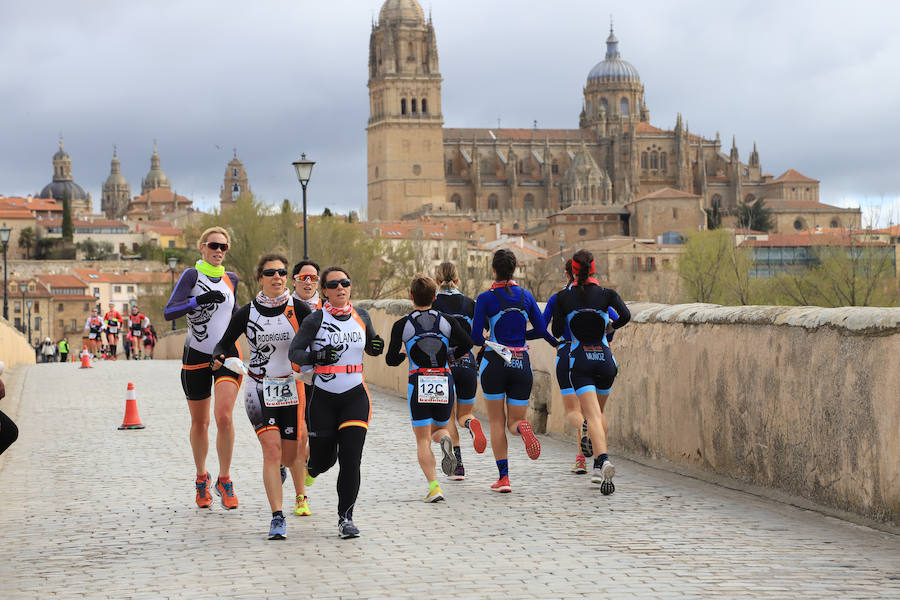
[469,417,487,454]
[518,421,541,460]
[490,475,511,493]
[214,476,239,510]
[195,472,212,508]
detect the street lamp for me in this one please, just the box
[26,298,33,344]
[18,282,26,334]
[168,256,178,331]
[0,226,10,321]
[291,153,315,260]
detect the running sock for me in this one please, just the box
[272,510,284,518]
[453,446,462,464]
[594,453,609,469]
[196,473,209,482]
[428,480,439,492]
[496,459,508,479]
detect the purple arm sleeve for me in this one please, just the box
[164,269,199,321]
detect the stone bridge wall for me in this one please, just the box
[0,319,37,368]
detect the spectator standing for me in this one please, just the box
[58,338,70,363]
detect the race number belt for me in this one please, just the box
[410,367,450,375]
[262,376,299,407]
[108,327,118,334]
[417,374,449,404]
[314,364,363,374]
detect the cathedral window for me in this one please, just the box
[660,152,667,172]
[601,98,609,113]
[411,99,417,113]
[446,160,453,175]
[524,193,534,210]
[517,161,523,174]
[620,98,629,116]
[579,228,587,237]
[401,99,407,115]
[233,183,240,192]
[451,193,461,209]
[641,152,648,169]
[830,219,840,228]
[672,208,678,219]
[711,194,722,210]
[793,219,805,231]
[422,98,427,114]
[551,160,559,175]
[650,151,658,170]
[488,194,498,210]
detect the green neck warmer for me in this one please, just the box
[196,259,225,279]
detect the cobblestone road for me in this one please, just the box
[1,361,898,599]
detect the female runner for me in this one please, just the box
[164,226,243,509]
[211,253,311,539]
[471,249,557,493]
[289,266,384,538]
[551,249,630,495]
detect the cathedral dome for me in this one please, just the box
[587,29,640,83]
[38,180,89,202]
[379,0,425,26]
[143,144,170,189]
[105,150,127,186]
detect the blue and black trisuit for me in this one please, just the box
[551,283,630,396]
[431,290,477,407]
[386,309,474,427]
[471,284,557,405]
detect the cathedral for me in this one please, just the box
[366,0,860,241]
[37,138,92,216]
[99,143,191,221]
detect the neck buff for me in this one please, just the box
[196,259,225,279]
[255,290,290,308]
[323,300,352,316]
[437,288,461,296]
[489,280,518,290]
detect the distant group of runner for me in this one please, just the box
[165,225,629,541]
[84,303,157,360]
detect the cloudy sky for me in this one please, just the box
[2,0,898,224]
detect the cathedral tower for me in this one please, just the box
[367,0,446,221]
[220,151,251,212]
[141,142,171,195]
[101,147,132,219]
[580,25,646,137]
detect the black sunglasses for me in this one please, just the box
[261,268,288,277]
[324,278,352,289]
[203,241,229,251]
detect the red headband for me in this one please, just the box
[571,258,595,276]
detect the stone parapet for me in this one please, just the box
[0,319,36,368]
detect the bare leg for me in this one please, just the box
[187,397,211,477]
[413,425,437,481]
[486,399,508,461]
[258,431,283,512]
[213,379,238,479]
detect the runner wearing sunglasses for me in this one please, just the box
[164,226,243,510]
[288,266,384,538]
[291,260,322,311]
[211,253,312,539]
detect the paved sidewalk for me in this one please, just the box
[0,360,898,599]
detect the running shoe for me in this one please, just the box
[439,436,457,476]
[423,484,445,503]
[518,421,541,460]
[280,465,286,485]
[305,472,316,487]
[580,420,593,457]
[195,472,212,508]
[490,475,511,493]
[294,495,311,516]
[268,515,286,540]
[469,417,487,454]
[571,455,587,474]
[448,463,466,481]
[338,518,360,539]
[214,477,238,510]
[592,460,616,495]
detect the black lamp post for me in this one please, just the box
[26,298,33,344]
[0,226,10,320]
[291,154,315,260]
[18,282,26,334]
[168,256,178,331]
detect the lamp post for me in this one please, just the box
[168,256,178,331]
[18,282,26,334]
[0,226,10,321]
[291,153,315,260]
[26,298,32,344]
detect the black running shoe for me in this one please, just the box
[580,420,593,458]
[338,518,360,539]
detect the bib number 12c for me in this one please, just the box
[418,375,449,404]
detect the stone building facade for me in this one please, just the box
[366,0,860,241]
[219,152,252,212]
[101,147,132,220]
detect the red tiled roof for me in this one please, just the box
[135,223,182,236]
[0,208,35,219]
[35,274,87,289]
[0,197,61,212]
[8,279,52,298]
[131,188,191,204]
[772,169,819,183]
[871,225,900,236]
[636,187,701,201]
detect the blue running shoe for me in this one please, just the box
[268,515,286,540]
[338,518,360,539]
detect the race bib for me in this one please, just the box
[263,377,299,407]
[417,375,449,404]
[88,333,97,340]
[109,327,118,334]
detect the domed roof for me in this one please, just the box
[53,138,70,161]
[587,28,640,83]
[105,149,127,186]
[379,0,425,26]
[144,144,169,187]
[38,180,89,202]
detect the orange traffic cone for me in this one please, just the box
[80,352,92,369]
[118,382,145,430]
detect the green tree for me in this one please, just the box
[17,227,35,259]
[704,204,722,230]
[807,243,896,306]
[61,191,74,241]
[75,238,114,260]
[678,229,732,302]
[736,197,774,232]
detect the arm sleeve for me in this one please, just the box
[211,303,251,359]
[525,291,558,346]
[84,318,91,331]
[541,294,556,327]
[470,295,487,346]
[447,315,474,359]
[228,273,240,316]
[356,309,382,356]
[289,311,323,366]
[384,317,408,367]
[551,291,566,338]
[164,269,199,321]
[607,291,631,330]
[142,316,150,329]
[293,299,312,323]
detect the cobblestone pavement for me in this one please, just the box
[1,361,898,599]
